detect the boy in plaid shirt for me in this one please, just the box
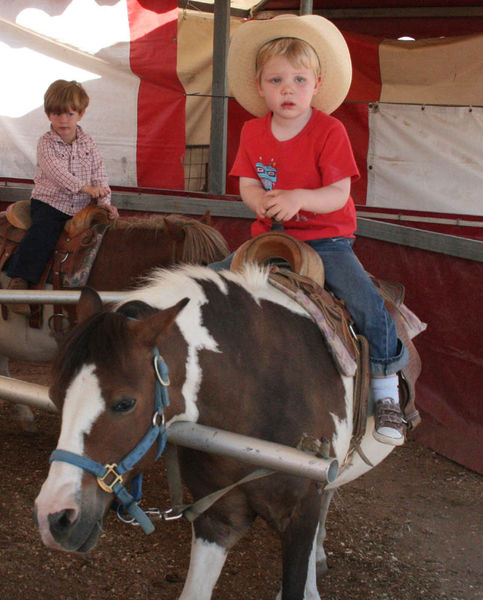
[7,80,118,315]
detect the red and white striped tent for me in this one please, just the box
[0,0,481,472]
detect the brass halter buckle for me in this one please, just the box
[97,463,123,493]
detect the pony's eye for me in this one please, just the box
[111,396,137,413]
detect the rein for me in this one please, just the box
[49,347,171,535]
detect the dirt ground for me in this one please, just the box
[0,360,481,600]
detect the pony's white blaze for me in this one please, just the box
[179,535,228,600]
[58,364,105,452]
[35,365,105,545]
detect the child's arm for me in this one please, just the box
[262,178,351,222]
[239,177,269,219]
[88,143,117,218]
[81,141,118,219]
[81,184,109,198]
[240,176,351,222]
[81,184,118,218]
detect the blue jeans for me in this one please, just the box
[209,237,409,376]
[7,199,70,284]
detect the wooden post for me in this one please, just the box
[300,0,313,15]
[207,0,230,195]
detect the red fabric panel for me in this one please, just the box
[127,0,185,189]
[343,32,382,103]
[226,98,253,195]
[333,103,369,205]
[353,236,483,474]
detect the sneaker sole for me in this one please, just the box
[373,430,405,446]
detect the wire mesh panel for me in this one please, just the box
[184,145,209,191]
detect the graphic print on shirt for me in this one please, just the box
[255,159,277,191]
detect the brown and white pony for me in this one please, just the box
[34,264,410,600]
[0,214,228,429]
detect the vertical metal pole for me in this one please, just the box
[208,0,230,195]
[300,0,313,15]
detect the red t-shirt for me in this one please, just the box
[230,108,360,240]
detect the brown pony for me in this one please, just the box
[0,213,229,429]
[34,264,421,599]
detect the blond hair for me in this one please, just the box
[255,38,321,82]
[44,80,89,115]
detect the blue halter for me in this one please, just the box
[49,347,170,534]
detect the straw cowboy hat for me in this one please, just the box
[228,14,352,117]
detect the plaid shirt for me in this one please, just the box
[32,125,111,216]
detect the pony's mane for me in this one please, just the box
[117,263,307,317]
[110,214,229,263]
[109,215,170,230]
[51,311,132,400]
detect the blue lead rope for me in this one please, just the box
[49,347,171,535]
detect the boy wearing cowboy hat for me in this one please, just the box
[217,14,409,445]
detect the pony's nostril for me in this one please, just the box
[48,508,77,534]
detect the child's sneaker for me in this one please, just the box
[373,398,405,446]
[7,277,30,317]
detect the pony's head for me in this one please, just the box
[34,288,188,552]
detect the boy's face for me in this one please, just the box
[48,108,85,144]
[257,55,321,122]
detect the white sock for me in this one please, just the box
[371,375,402,439]
[371,375,400,405]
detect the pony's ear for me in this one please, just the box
[134,298,190,346]
[77,287,103,323]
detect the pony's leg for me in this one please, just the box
[276,533,321,600]
[179,532,228,600]
[179,506,254,600]
[0,354,36,432]
[315,488,336,578]
[277,491,322,600]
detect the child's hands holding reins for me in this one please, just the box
[261,189,302,222]
[81,184,119,219]
[100,204,119,219]
[81,184,110,200]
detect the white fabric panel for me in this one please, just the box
[367,104,483,216]
[0,0,139,187]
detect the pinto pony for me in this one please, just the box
[35,265,415,600]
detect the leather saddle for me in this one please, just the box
[231,232,425,433]
[0,201,110,330]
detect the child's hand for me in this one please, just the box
[81,184,110,199]
[262,189,301,222]
[103,204,119,220]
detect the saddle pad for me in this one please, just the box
[268,272,358,377]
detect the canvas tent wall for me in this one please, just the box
[0,0,481,472]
